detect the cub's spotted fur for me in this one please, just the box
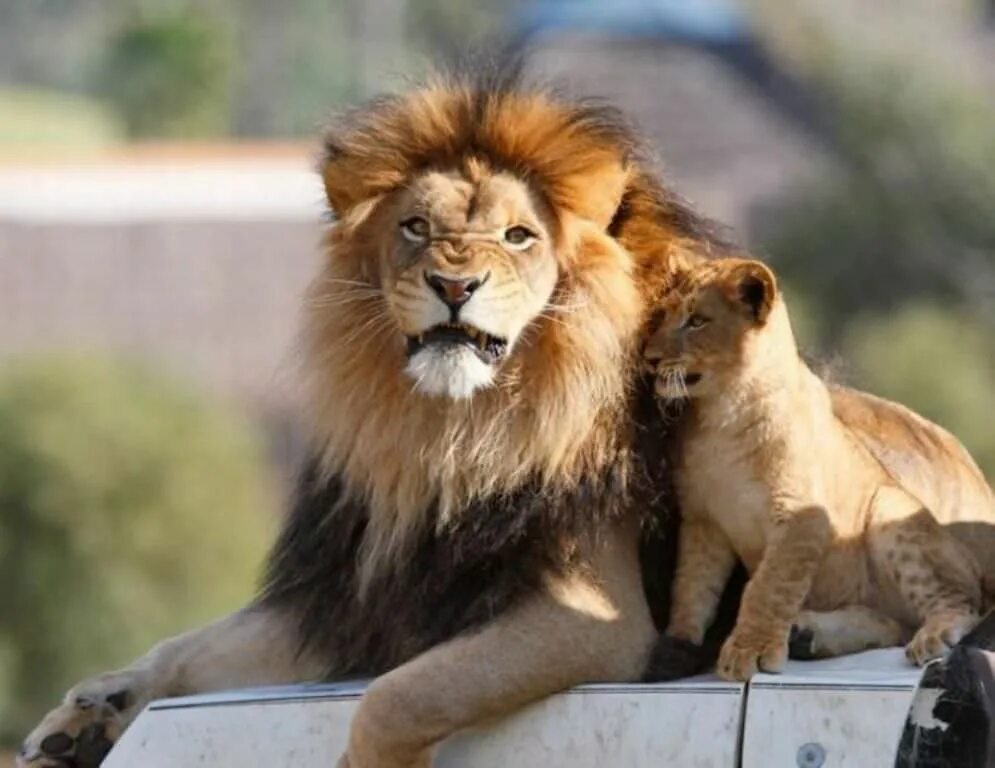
[645,258,995,681]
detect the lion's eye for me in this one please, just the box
[400,216,430,243]
[685,313,710,330]
[502,225,537,250]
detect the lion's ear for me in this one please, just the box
[723,260,778,324]
[320,140,373,218]
[567,161,631,230]
[320,142,353,217]
[319,125,409,220]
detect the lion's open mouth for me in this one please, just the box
[406,323,508,364]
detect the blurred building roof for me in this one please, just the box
[0,145,323,223]
[518,0,748,45]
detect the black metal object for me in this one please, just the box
[895,611,995,768]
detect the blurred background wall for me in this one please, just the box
[0,0,993,755]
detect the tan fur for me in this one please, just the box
[339,521,654,768]
[645,258,995,680]
[20,75,712,768]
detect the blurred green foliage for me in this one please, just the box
[844,306,995,477]
[753,2,994,480]
[766,70,995,334]
[0,357,273,743]
[97,10,234,138]
[0,88,122,149]
[0,0,511,141]
[405,0,506,56]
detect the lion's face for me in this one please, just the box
[306,78,707,547]
[381,168,559,399]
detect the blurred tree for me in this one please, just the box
[230,0,356,136]
[0,357,274,744]
[844,306,995,479]
[744,0,994,482]
[405,0,509,58]
[747,0,995,336]
[96,8,235,138]
[763,71,995,337]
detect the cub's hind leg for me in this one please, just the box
[789,606,906,660]
[869,486,983,666]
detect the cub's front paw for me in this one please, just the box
[717,629,788,681]
[906,611,978,666]
[643,634,704,682]
[18,671,151,768]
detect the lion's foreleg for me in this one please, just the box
[19,605,325,767]
[341,523,655,768]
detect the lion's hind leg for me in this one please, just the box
[869,486,984,666]
[789,606,906,660]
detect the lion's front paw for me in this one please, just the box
[906,611,978,666]
[717,629,788,681]
[17,671,151,768]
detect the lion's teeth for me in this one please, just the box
[417,334,424,344]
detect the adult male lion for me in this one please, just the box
[20,69,733,768]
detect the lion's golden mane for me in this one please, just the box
[260,66,735,673]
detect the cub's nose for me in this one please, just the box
[642,340,665,364]
[425,272,485,310]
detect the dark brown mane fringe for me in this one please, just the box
[260,427,639,676]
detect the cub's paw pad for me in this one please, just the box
[718,633,787,681]
[643,635,704,681]
[906,630,948,666]
[788,625,817,661]
[907,614,979,666]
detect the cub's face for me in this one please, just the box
[382,169,559,399]
[643,260,777,400]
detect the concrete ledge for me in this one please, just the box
[105,649,924,767]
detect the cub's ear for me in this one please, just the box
[725,260,778,324]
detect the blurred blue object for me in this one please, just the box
[516,0,749,45]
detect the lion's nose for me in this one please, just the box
[425,272,485,310]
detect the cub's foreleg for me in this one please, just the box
[338,524,655,768]
[869,486,983,665]
[717,505,832,681]
[19,606,326,768]
[667,515,738,646]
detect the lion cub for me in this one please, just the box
[645,258,995,681]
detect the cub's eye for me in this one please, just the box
[400,216,430,243]
[685,313,710,330]
[502,225,537,250]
